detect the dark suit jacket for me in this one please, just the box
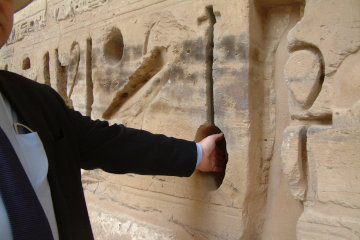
[0,71,197,239]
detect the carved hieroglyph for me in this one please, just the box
[280,0,360,239]
[0,0,359,239]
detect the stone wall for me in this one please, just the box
[0,0,359,239]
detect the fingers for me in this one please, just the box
[197,132,226,173]
[216,153,225,162]
[213,165,224,172]
[213,152,226,172]
[213,132,224,142]
[215,146,225,156]
[214,164,225,172]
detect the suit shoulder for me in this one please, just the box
[0,70,64,103]
[0,70,53,91]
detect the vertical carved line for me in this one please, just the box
[143,22,156,55]
[55,48,68,101]
[300,127,308,194]
[43,52,51,86]
[192,6,227,191]
[67,42,80,99]
[86,37,93,117]
[205,5,216,124]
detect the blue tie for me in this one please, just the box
[0,127,54,240]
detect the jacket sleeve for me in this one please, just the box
[68,109,197,177]
[0,70,197,178]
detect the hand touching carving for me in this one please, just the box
[196,133,226,173]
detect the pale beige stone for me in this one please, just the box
[10,0,46,44]
[284,50,322,109]
[287,0,360,119]
[293,101,360,239]
[256,3,305,240]
[88,204,176,240]
[0,0,359,239]
[297,208,360,240]
[281,125,307,201]
[333,51,360,110]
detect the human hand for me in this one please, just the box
[196,133,226,172]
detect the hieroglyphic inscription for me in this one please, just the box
[8,0,46,44]
[52,0,109,21]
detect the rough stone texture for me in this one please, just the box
[284,50,322,109]
[281,125,307,201]
[0,0,359,239]
[88,204,176,240]
[298,102,360,239]
[286,0,360,119]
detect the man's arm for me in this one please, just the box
[67,109,197,176]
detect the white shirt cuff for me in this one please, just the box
[196,143,202,166]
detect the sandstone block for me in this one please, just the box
[307,123,360,209]
[296,101,360,239]
[284,50,322,109]
[286,0,360,119]
[281,125,307,201]
[297,208,360,240]
[1,0,360,239]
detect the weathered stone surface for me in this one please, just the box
[281,125,307,201]
[10,0,46,44]
[296,102,360,239]
[0,0,359,239]
[333,51,360,110]
[279,1,360,239]
[255,3,306,240]
[287,0,360,119]
[88,204,176,240]
[284,50,322,109]
[297,208,360,240]
[52,0,108,22]
[1,0,250,239]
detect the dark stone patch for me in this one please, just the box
[179,38,205,61]
[214,65,248,79]
[213,67,226,77]
[188,72,198,82]
[218,35,235,60]
[231,69,244,77]
[307,126,327,135]
[170,84,196,105]
[236,42,248,61]
[130,45,143,58]
[214,68,249,113]
[217,34,248,61]
[237,32,249,60]
[170,65,185,80]
[250,47,260,61]
[96,75,127,93]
